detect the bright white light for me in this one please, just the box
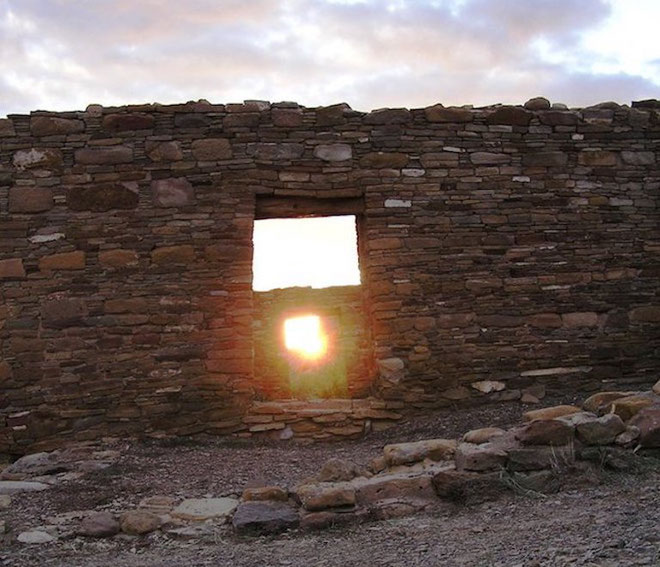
[284,315,328,359]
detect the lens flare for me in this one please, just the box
[284,315,328,360]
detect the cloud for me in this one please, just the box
[0,0,658,116]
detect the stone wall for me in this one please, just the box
[0,97,659,454]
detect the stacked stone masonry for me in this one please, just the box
[0,97,659,454]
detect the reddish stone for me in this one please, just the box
[67,183,139,211]
[30,116,84,136]
[151,245,195,264]
[151,178,194,207]
[0,258,25,279]
[272,109,303,127]
[437,313,475,328]
[41,298,88,328]
[8,187,54,213]
[516,420,574,446]
[523,152,567,167]
[98,249,139,268]
[539,111,578,126]
[145,141,183,161]
[486,106,533,126]
[360,152,408,168]
[0,118,15,136]
[104,298,148,313]
[528,313,562,328]
[0,361,12,382]
[629,406,660,447]
[364,108,410,124]
[424,104,473,123]
[74,146,133,164]
[316,103,349,126]
[629,306,660,323]
[578,150,617,166]
[191,138,232,160]
[13,148,63,170]
[39,251,85,271]
[102,113,154,131]
[562,312,598,328]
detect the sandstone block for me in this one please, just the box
[67,183,139,211]
[629,306,660,323]
[384,439,456,466]
[524,97,551,110]
[174,113,210,128]
[78,512,120,538]
[75,146,133,164]
[104,298,148,313]
[151,178,195,207]
[576,414,626,445]
[353,471,435,504]
[0,258,26,279]
[470,152,510,165]
[432,469,505,504]
[99,249,139,268]
[316,103,350,126]
[578,150,617,166]
[528,313,562,328]
[516,420,574,446]
[437,313,475,328]
[364,108,410,124]
[314,144,352,162]
[13,148,63,170]
[621,151,655,165]
[30,116,84,136]
[523,151,567,167]
[539,112,578,126]
[242,486,288,502]
[232,501,299,534]
[615,426,640,447]
[41,298,88,328]
[608,395,656,421]
[523,405,581,422]
[102,113,154,131]
[628,406,660,447]
[455,442,508,472]
[424,104,473,123]
[583,391,634,414]
[250,143,304,160]
[562,312,598,328]
[471,380,505,394]
[462,427,505,445]
[486,106,532,126]
[0,118,15,136]
[507,445,574,472]
[8,187,54,213]
[39,251,85,271]
[151,245,195,264]
[145,141,183,161]
[316,458,367,482]
[360,152,408,168]
[272,108,303,127]
[0,362,12,383]
[191,138,232,160]
[420,152,459,167]
[17,530,55,544]
[172,497,238,521]
[296,482,355,511]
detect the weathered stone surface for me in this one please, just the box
[39,251,86,271]
[232,501,299,534]
[523,405,582,422]
[384,439,456,466]
[471,380,505,394]
[191,138,232,160]
[630,306,660,323]
[67,183,139,211]
[353,471,436,504]
[272,108,303,127]
[0,258,26,279]
[242,486,288,502]
[583,391,634,413]
[102,113,154,131]
[0,118,15,136]
[628,406,660,447]
[424,104,473,123]
[455,442,508,472]
[8,187,54,213]
[78,512,120,538]
[516,420,574,446]
[295,482,355,511]
[615,425,641,447]
[576,414,626,445]
[300,509,365,531]
[151,245,195,264]
[524,97,551,110]
[40,298,88,328]
[119,510,161,535]
[316,458,367,482]
[463,427,505,444]
[470,152,510,165]
[507,445,574,472]
[562,311,598,327]
[578,150,617,166]
[620,151,654,165]
[314,144,352,162]
[432,469,505,504]
[146,141,183,161]
[486,106,532,126]
[31,116,84,136]
[0,481,50,494]
[360,152,408,168]
[250,143,304,160]
[523,151,567,167]
[99,249,139,268]
[364,108,410,124]
[539,111,578,126]
[608,395,656,421]
[172,498,238,521]
[13,148,63,169]
[17,530,56,544]
[316,103,350,126]
[509,470,561,494]
[75,146,133,164]
[654,380,660,395]
[151,178,195,207]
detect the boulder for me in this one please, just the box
[295,482,355,511]
[242,486,288,502]
[462,427,505,445]
[607,395,657,421]
[119,511,161,535]
[524,97,551,110]
[172,498,238,521]
[383,439,456,466]
[353,470,436,505]
[583,391,635,414]
[316,458,368,482]
[516,420,574,446]
[576,414,626,445]
[232,501,299,534]
[523,405,581,422]
[615,426,641,447]
[628,405,660,447]
[78,512,120,538]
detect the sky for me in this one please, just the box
[1,0,659,117]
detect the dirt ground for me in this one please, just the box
[2,398,659,567]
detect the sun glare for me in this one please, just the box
[284,315,328,360]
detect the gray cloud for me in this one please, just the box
[0,0,658,117]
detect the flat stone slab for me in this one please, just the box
[0,481,50,494]
[172,497,239,521]
[232,501,299,534]
[17,530,56,544]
